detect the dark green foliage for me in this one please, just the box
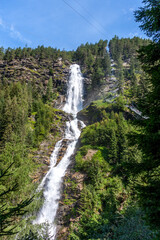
[33,99,55,144]
[80,112,136,170]
[133,0,160,227]
[108,128,117,164]
[0,198,33,237]
[0,164,33,237]
[108,36,150,103]
[134,0,160,42]
[0,80,61,237]
[109,36,150,62]
[45,77,57,103]
[68,111,155,239]
[71,27,159,236]
[103,52,111,75]
[74,40,111,88]
[3,45,74,63]
[104,207,156,240]
[117,114,128,163]
[116,57,125,94]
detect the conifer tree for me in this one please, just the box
[133,0,160,226]
[0,164,33,237]
[116,57,124,94]
[102,52,111,76]
[108,129,118,164]
[46,77,53,103]
[117,118,127,163]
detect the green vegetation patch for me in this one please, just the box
[67,111,158,239]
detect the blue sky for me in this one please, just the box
[0,0,147,50]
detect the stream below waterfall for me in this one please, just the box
[34,64,85,239]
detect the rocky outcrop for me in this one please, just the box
[84,83,109,108]
[56,149,98,240]
[56,166,86,239]
[77,102,105,125]
[0,57,70,97]
[55,138,72,166]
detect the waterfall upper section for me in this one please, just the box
[63,64,83,115]
[34,64,85,240]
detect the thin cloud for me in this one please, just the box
[129,8,134,12]
[10,24,31,45]
[0,17,31,45]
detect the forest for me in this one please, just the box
[0,0,160,239]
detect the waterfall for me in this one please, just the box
[34,64,85,239]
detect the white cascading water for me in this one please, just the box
[34,64,85,239]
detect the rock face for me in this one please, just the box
[56,166,86,239]
[0,57,70,101]
[0,56,112,111]
[77,102,106,125]
[83,75,110,108]
[55,138,72,166]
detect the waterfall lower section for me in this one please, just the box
[34,64,85,239]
